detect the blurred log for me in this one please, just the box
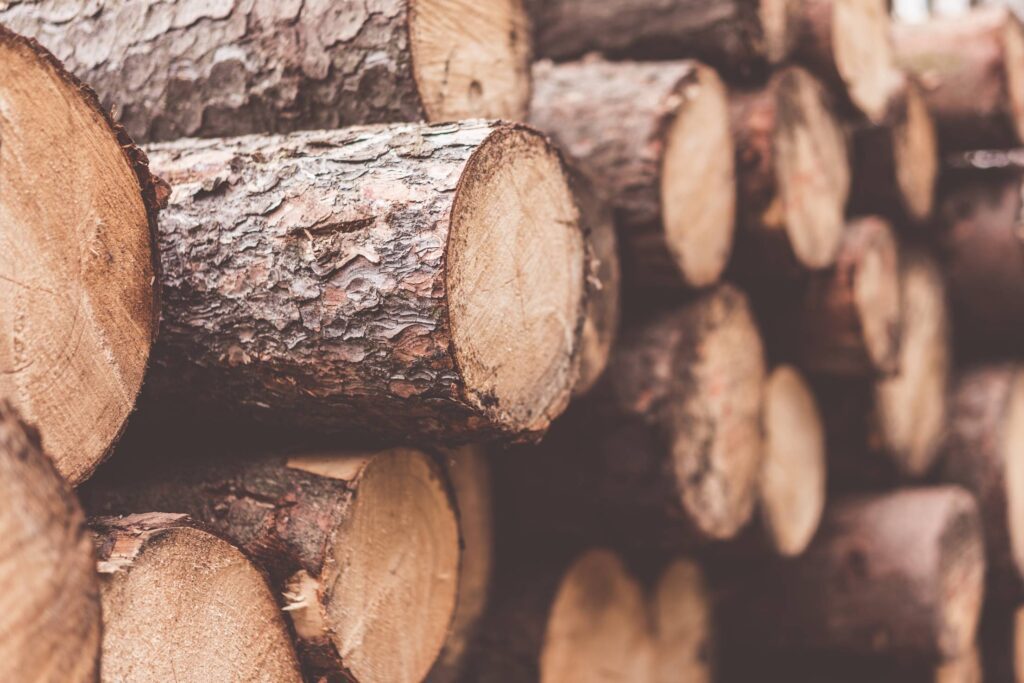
[723,649,982,683]
[651,559,714,683]
[0,401,100,682]
[0,0,531,142]
[145,121,586,443]
[92,513,303,683]
[531,57,735,289]
[0,27,161,485]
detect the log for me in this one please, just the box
[651,559,714,683]
[497,284,766,547]
[724,487,986,662]
[530,57,735,290]
[793,0,903,123]
[145,121,586,443]
[0,401,100,682]
[0,0,531,143]
[894,6,1024,150]
[731,66,850,273]
[83,447,461,683]
[92,513,303,683]
[0,27,162,485]
[722,649,982,683]
[529,0,796,78]
[850,77,939,224]
[939,365,1024,602]
[459,547,653,683]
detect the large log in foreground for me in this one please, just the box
[531,58,735,290]
[895,6,1024,150]
[0,27,161,485]
[0,0,531,143]
[84,448,461,683]
[146,121,586,442]
[93,513,303,683]
[0,402,101,682]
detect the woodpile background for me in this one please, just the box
[6,0,1024,681]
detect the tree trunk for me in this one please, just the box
[144,121,586,443]
[0,0,531,143]
[894,6,1024,150]
[0,27,163,486]
[529,0,797,79]
[82,447,461,683]
[730,66,850,275]
[92,513,303,683]
[939,365,1024,603]
[0,401,101,683]
[850,77,939,225]
[530,57,735,290]
[496,284,766,548]
[650,559,714,683]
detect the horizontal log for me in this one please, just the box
[92,513,303,683]
[144,121,586,442]
[0,0,530,142]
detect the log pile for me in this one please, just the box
[3,1,1024,680]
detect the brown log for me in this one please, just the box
[939,365,1024,602]
[145,121,586,443]
[0,0,531,143]
[793,0,903,123]
[459,547,653,683]
[497,284,766,548]
[529,0,797,78]
[83,447,461,683]
[850,77,939,224]
[894,6,1024,150]
[92,513,303,683]
[731,66,851,273]
[0,27,162,485]
[722,649,982,683]
[650,559,714,683]
[530,57,735,290]
[724,487,985,662]
[0,401,100,682]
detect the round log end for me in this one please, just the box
[448,125,585,435]
[0,401,100,682]
[775,67,850,269]
[852,217,902,375]
[895,80,939,222]
[651,559,713,683]
[1004,371,1024,583]
[832,0,901,124]
[94,514,303,682]
[760,366,826,557]
[320,448,460,683]
[409,0,531,121]
[0,29,157,485]
[936,489,987,660]
[539,548,653,683]
[661,62,736,288]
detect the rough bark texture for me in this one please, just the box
[895,6,1024,150]
[91,513,304,683]
[0,401,101,683]
[529,0,796,79]
[0,0,531,143]
[143,121,585,443]
[530,57,735,290]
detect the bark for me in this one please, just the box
[529,0,797,79]
[143,121,586,443]
[894,6,1024,150]
[82,447,461,683]
[0,0,531,143]
[530,57,735,290]
[0,26,165,486]
[0,401,100,683]
[92,513,303,683]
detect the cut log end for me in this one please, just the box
[762,0,800,64]
[539,549,652,683]
[760,366,826,557]
[852,217,902,374]
[409,0,530,121]
[0,28,156,485]
[937,499,987,659]
[94,514,303,683]
[832,0,900,123]
[896,81,939,222]
[1005,371,1024,581]
[651,560,713,683]
[448,126,584,433]
[661,63,736,288]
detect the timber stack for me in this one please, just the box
[2,0,1024,681]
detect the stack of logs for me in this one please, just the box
[2,0,1024,681]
